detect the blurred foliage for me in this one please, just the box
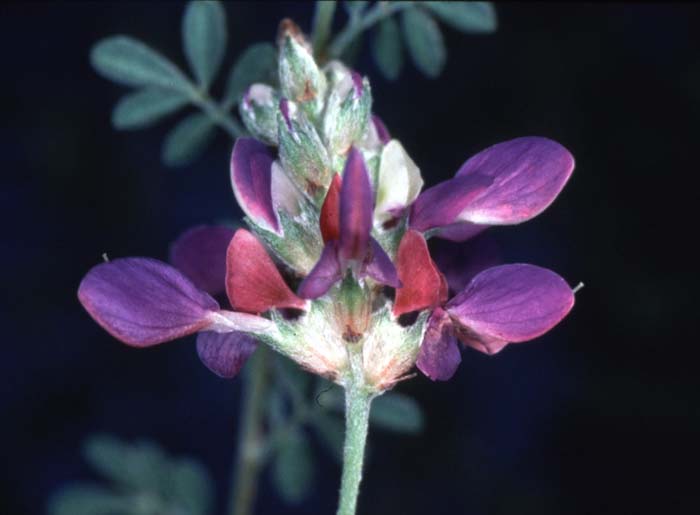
[48,435,214,515]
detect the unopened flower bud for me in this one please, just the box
[323,67,372,156]
[278,19,326,115]
[239,84,279,145]
[277,98,333,203]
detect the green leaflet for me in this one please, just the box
[371,391,425,434]
[421,1,498,34]
[272,429,315,504]
[182,1,228,89]
[112,88,189,130]
[48,485,130,515]
[162,113,216,167]
[90,36,191,93]
[401,8,446,78]
[372,17,403,81]
[162,459,214,515]
[224,43,278,105]
[83,434,166,491]
[344,1,369,19]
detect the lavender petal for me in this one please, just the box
[363,238,401,288]
[338,147,373,263]
[416,309,462,381]
[298,241,343,299]
[196,331,258,379]
[169,225,235,296]
[446,264,574,354]
[455,136,574,225]
[78,257,218,347]
[230,138,279,233]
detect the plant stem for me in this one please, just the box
[328,1,414,58]
[228,345,270,515]
[191,90,245,139]
[312,1,337,58]
[336,369,374,515]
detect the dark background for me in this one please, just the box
[2,2,698,514]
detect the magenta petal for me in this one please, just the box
[339,147,373,263]
[196,331,258,378]
[416,309,461,381]
[78,258,218,347]
[409,174,493,233]
[372,115,391,144]
[298,241,343,299]
[433,221,488,242]
[446,264,574,354]
[362,238,401,288]
[231,138,279,233]
[455,137,574,225]
[169,225,235,296]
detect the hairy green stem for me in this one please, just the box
[336,345,374,515]
[328,1,413,58]
[228,346,270,515]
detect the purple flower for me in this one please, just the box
[78,226,306,379]
[297,147,401,299]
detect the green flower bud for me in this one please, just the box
[278,99,333,203]
[239,84,280,145]
[322,64,372,156]
[278,19,326,116]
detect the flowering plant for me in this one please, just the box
[67,3,578,515]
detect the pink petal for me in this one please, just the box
[230,138,280,233]
[338,147,373,263]
[169,225,235,296]
[446,264,574,355]
[225,229,306,313]
[393,230,443,316]
[455,136,574,225]
[78,258,218,347]
[196,331,258,378]
[320,173,342,243]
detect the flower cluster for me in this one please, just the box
[78,21,576,392]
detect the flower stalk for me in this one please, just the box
[337,345,374,515]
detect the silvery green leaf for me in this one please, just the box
[344,1,369,18]
[224,43,278,105]
[162,113,215,167]
[401,8,446,78]
[182,1,228,89]
[48,485,130,515]
[311,412,344,462]
[91,36,191,93]
[421,1,497,33]
[83,435,167,491]
[112,88,189,130]
[372,17,403,81]
[370,391,424,434]
[163,459,213,515]
[272,430,315,504]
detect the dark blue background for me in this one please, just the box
[2,2,697,514]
